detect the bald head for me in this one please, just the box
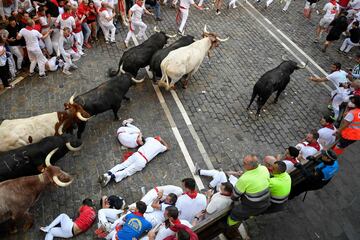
[243,154,258,170]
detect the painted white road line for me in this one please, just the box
[0,76,24,96]
[240,2,333,92]
[131,34,205,189]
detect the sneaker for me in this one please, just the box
[101,174,111,187]
[63,69,72,75]
[71,64,78,70]
[233,5,237,8]
[110,40,116,44]
[5,85,14,89]
[40,226,50,233]
[105,40,110,44]
[313,39,319,43]
[156,17,163,21]
[29,72,34,77]
[39,74,47,79]
[194,163,201,175]
[215,11,221,15]
[327,104,333,110]
[124,41,129,48]
[122,118,134,125]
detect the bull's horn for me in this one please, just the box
[120,64,126,74]
[216,36,229,42]
[281,55,289,61]
[65,142,82,151]
[203,25,209,34]
[52,175,73,187]
[297,60,309,69]
[45,148,58,167]
[69,93,76,104]
[58,122,64,135]
[76,112,91,121]
[154,26,160,33]
[166,33,177,38]
[131,77,145,83]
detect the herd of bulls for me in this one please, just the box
[0,25,308,234]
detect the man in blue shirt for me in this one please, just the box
[116,201,152,240]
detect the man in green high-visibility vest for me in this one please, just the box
[227,155,270,227]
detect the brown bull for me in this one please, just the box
[0,166,73,234]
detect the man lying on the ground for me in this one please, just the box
[98,136,169,187]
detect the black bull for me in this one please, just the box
[149,35,195,79]
[66,74,139,139]
[0,134,81,181]
[247,60,307,115]
[108,32,169,78]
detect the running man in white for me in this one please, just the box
[99,2,117,44]
[176,0,202,35]
[124,0,154,48]
[99,136,169,186]
[314,0,339,42]
[17,19,52,78]
[117,118,145,148]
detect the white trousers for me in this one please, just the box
[125,21,147,43]
[45,213,74,240]
[229,0,237,7]
[63,49,81,71]
[28,48,47,75]
[42,28,54,55]
[178,9,189,33]
[8,46,24,69]
[74,31,84,54]
[98,208,123,226]
[266,0,291,10]
[340,38,360,53]
[199,169,227,190]
[109,153,147,182]
[101,22,116,42]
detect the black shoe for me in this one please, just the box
[39,74,47,79]
[156,17,163,21]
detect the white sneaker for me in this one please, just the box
[63,69,72,75]
[122,118,134,126]
[100,174,111,187]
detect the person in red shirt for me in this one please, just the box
[86,0,98,42]
[78,0,92,48]
[40,198,96,240]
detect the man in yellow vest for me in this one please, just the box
[227,155,270,227]
[333,95,360,155]
[265,161,291,214]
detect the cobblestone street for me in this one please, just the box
[0,0,359,239]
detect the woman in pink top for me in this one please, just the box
[40,198,96,240]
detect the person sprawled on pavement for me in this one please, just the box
[117,118,145,149]
[98,134,169,186]
[289,149,339,199]
[95,195,126,238]
[40,198,96,240]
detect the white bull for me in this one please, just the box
[0,109,88,152]
[158,25,229,90]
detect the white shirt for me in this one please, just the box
[137,137,167,161]
[99,9,113,26]
[176,193,207,222]
[206,192,232,215]
[283,160,296,173]
[39,16,49,30]
[130,4,144,22]
[56,14,76,30]
[144,203,171,227]
[18,28,42,51]
[154,219,192,240]
[117,124,141,148]
[350,0,360,9]
[180,0,195,8]
[327,70,348,89]
[296,142,321,159]
[318,126,337,147]
[322,2,339,21]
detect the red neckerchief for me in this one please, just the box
[169,218,181,231]
[61,12,72,20]
[99,7,107,12]
[51,0,59,7]
[25,26,33,30]
[354,89,360,96]
[284,156,299,165]
[184,191,198,199]
[330,0,337,14]
[133,211,144,217]
[324,123,334,130]
[307,141,320,151]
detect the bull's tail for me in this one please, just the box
[158,61,170,90]
[247,86,258,110]
[108,58,123,77]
